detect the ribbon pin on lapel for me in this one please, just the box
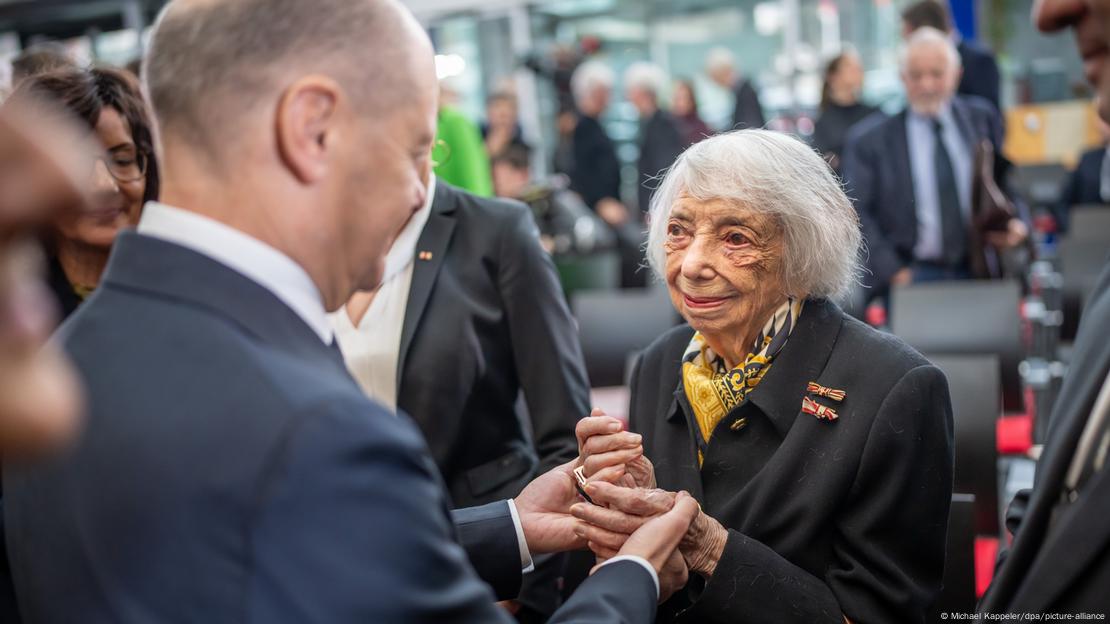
[807,382,846,402]
[418,251,433,261]
[802,396,839,421]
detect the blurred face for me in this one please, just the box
[626,85,655,117]
[52,107,146,250]
[708,67,732,89]
[1034,0,1110,120]
[831,55,864,95]
[487,98,517,130]
[492,162,529,198]
[902,43,960,116]
[663,193,788,361]
[672,83,695,117]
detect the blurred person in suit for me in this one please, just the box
[902,0,1002,113]
[15,67,159,320]
[705,47,765,131]
[1,0,698,622]
[625,62,685,219]
[568,60,644,288]
[331,166,585,621]
[840,27,1027,294]
[671,79,712,148]
[811,50,877,176]
[977,0,1110,615]
[1054,115,1110,232]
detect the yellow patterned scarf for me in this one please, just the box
[681,298,804,466]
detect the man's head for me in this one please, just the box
[901,0,952,39]
[900,26,962,116]
[144,0,437,310]
[1034,0,1110,121]
[624,62,667,118]
[571,61,614,118]
[705,47,736,89]
[490,143,532,199]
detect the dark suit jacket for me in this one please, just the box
[840,95,1017,288]
[630,299,953,624]
[731,78,766,130]
[2,232,656,623]
[1056,146,1107,232]
[980,260,1110,615]
[399,182,584,509]
[569,114,621,211]
[637,110,685,213]
[958,40,1001,113]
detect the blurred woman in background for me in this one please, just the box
[15,67,159,319]
[812,51,876,175]
[671,79,712,148]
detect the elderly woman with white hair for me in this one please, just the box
[572,130,954,623]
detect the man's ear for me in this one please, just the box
[275,76,341,184]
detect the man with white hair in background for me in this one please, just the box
[840,26,1027,296]
[705,47,765,131]
[625,62,684,220]
[568,60,644,288]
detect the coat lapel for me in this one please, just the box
[396,183,458,389]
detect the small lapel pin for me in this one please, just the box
[806,382,846,402]
[730,417,748,431]
[802,396,839,421]
[418,251,433,261]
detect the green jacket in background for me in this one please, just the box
[434,106,493,197]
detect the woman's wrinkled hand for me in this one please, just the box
[575,409,645,484]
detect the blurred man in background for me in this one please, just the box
[705,47,765,130]
[624,62,684,219]
[902,0,1001,113]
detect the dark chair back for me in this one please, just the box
[573,287,679,388]
[891,280,1023,412]
[930,493,978,620]
[1066,205,1110,242]
[928,354,1002,535]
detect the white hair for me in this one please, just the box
[899,26,961,72]
[705,47,735,75]
[645,129,863,301]
[623,61,668,99]
[571,60,615,108]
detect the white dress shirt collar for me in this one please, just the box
[137,201,334,344]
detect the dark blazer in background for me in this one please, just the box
[957,40,1002,113]
[2,232,656,623]
[569,114,621,211]
[1055,146,1107,232]
[811,102,878,175]
[630,299,954,624]
[636,110,685,213]
[731,78,766,130]
[397,182,586,618]
[840,95,1018,289]
[980,261,1110,616]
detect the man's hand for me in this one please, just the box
[985,218,1029,249]
[597,198,629,226]
[593,491,699,578]
[512,459,585,554]
[891,267,913,287]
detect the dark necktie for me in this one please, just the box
[932,119,968,267]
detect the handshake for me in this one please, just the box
[511,410,729,602]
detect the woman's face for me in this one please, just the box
[831,56,864,95]
[52,107,145,250]
[672,84,695,117]
[664,193,788,353]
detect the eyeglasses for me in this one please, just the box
[88,149,148,184]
